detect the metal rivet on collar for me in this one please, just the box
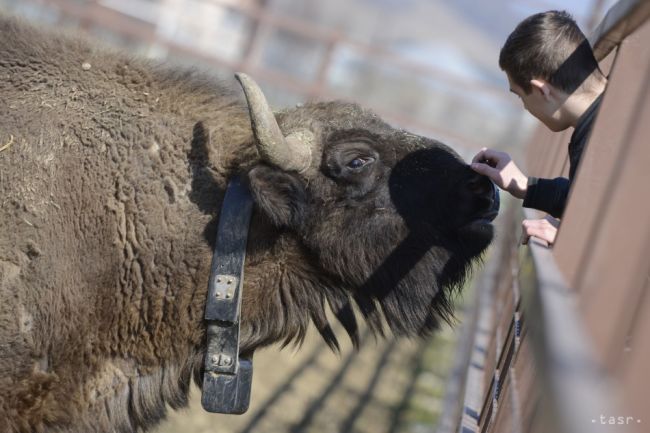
[202,177,254,415]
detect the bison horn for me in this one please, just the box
[235,73,312,173]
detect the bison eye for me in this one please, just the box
[347,157,373,169]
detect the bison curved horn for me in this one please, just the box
[235,73,312,173]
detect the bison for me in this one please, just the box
[0,16,498,433]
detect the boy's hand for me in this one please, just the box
[521,216,559,246]
[470,148,528,199]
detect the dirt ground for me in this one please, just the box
[153,322,459,433]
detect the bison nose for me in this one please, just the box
[465,171,500,221]
[467,171,492,196]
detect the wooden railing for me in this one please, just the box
[444,1,650,432]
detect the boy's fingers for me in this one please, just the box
[471,147,488,164]
[522,220,555,244]
[525,226,543,238]
[470,162,498,179]
[544,215,560,228]
[480,148,506,164]
[522,219,538,235]
[523,219,541,231]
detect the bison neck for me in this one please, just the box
[0,17,272,432]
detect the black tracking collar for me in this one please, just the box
[201,176,254,414]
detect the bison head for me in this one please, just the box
[236,74,498,351]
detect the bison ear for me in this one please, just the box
[247,165,307,228]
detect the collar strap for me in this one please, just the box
[201,176,254,414]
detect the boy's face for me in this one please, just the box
[506,73,570,132]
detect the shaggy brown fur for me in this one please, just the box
[0,16,497,433]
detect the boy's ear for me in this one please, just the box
[530,79,551,99]
[247,165,307,228]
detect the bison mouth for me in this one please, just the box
[471,210,499,224]
[460,178,500,230]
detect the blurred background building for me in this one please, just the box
[0,0,616,160]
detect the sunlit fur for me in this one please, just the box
[0,16,494,433]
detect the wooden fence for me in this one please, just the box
[442,1,650,432]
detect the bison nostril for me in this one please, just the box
[476,196,494,211]
[466,175,492,196]
[462,171,500,221]
[468,182,484,195]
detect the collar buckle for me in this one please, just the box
[201,177,254,414]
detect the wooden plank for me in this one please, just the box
[513,336,540,433]
[526,127,545,174]
[458,245,505,433]
[518,229,624,433]
[576,74,650,367]
[532,131,564,178]
[481,334,497,418]
[617,272,650,428]
[525,126,552,176]
[546,130,571,178]
[599,46,618,77]
[486,325,537,433]
[553,20,650,286]
[494,292,515,369]
[590,0,650,60]
[488,373,513,433]
[488,328,531,433]
[559,154,570,178]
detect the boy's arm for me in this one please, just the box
[470,148,569,217]
[522,177,569,218]
[470,148,528,198]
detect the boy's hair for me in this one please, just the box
[499,10,601,94]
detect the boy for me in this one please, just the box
[471,10,607,245]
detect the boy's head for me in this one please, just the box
[500,11,605,131]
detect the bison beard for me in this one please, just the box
[245,147,490,352]
[0,15,498,433]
